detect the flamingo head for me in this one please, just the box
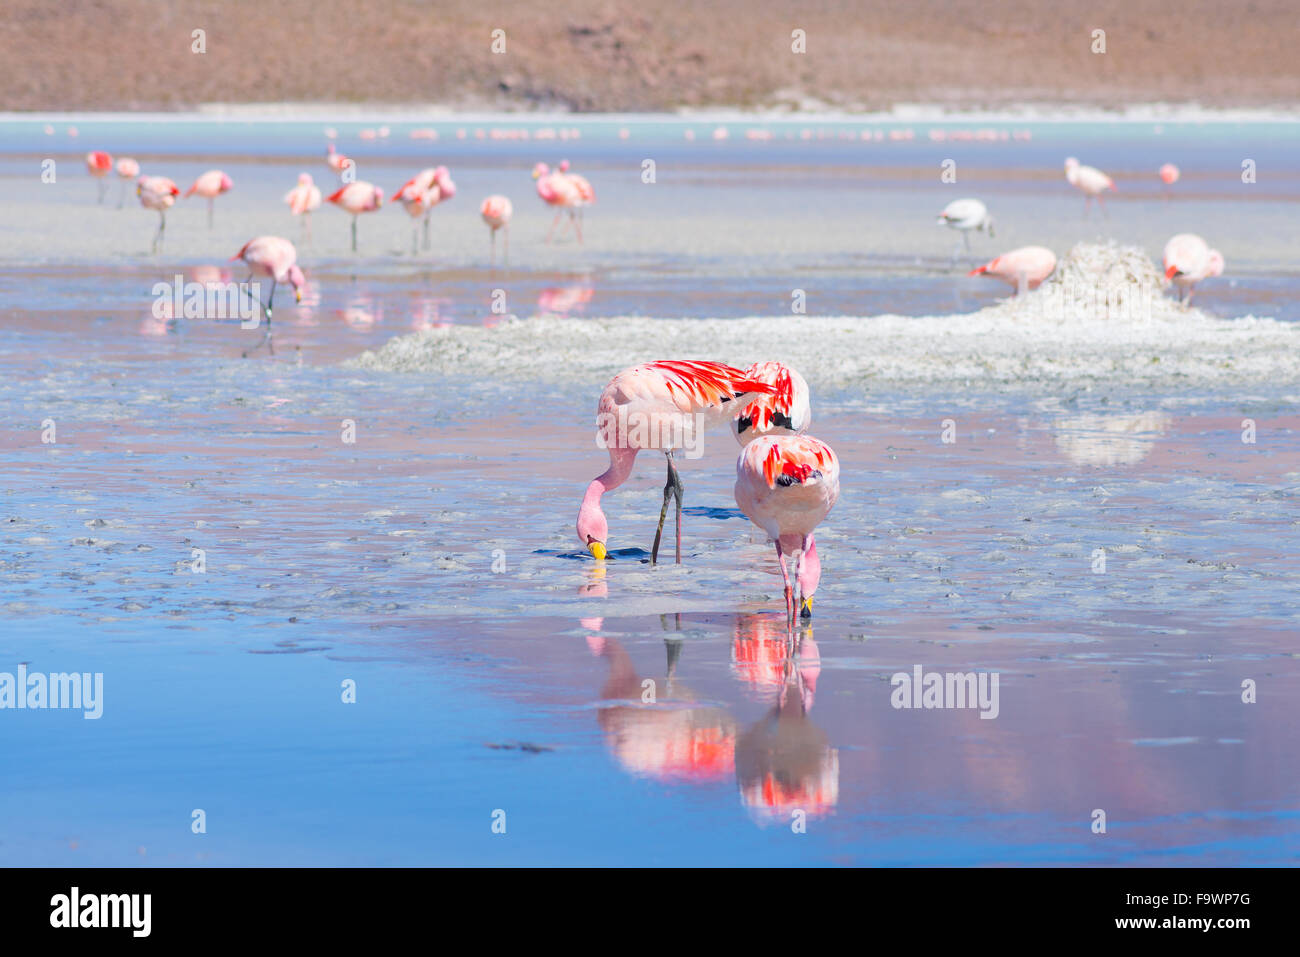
[1064,157,1079,171]
[372,187,384,208]
[532,162,549,180]
[287,265,306,302]
[576,493,608,560]
[219,172,234,193]
[298,173,312,185]
[1164,262,1180,280]
[1206,250,1225,277]
[559,160,570,172]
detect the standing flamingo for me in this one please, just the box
[136,175,180,254]
[734,435,840,628]
[327,182,384,252]
[86,151,113,203]
[185,170,233,229]
[968,246,1057,294]
[283,173,322,242]
[937,198,995,262]
[115,157,140,208]
[533,162,584,243]
[557,159,595,240]
[230,236,306,356]
[1162,233,1224,305]
[326,143,354,179]
[730,362,822,619]
[393,167,454,252]
[577,361,776,564]
[1064,157,1116,217]
[1159,163,1180,201]
[480,195,513,265]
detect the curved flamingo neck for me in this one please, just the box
[583,447,637,505]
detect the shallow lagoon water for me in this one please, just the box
[1,115,1298,865]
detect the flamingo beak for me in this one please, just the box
[588,541,607,560]
[1165,264,1179,280]
[800,597,813,619]
[295,287,302,303]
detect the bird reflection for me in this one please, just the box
[1054,411,1170,467]
[537,283,594,316]
[734,628,839,825]
[583,615,839,822]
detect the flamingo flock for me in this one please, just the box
[579,359,838,628]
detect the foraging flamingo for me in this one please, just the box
[480,195,513,264]
[734,435,840,628]
[968,245,1057,294]
[230,236,306,356]
[1064,157,1115,217]
[136,175,180,254]
[86,151,113,203]
[185,169,233,228]
[577,361,776,565]
[115,157,140,208]
[1162,233,1224,305]
[326,143,354,178]
[327,182,383,252]
[533,162,584,243]
[730,362,822,618]
[283,173,322,242]
[937,198,995,261]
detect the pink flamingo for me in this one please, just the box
[1163,233,1224,306]
[326,143,354,179]
[730,362,821,618]
[86,151,113,203]
[230,236,306,356]
[968,245,1057,294]
[327,182,384,252]
[533,162,584,243]
[734,435,840,628]
[557,159,595,239]
[283,173,322,242]
[1064,157,1116,217]
[480,195,513,265]
[115,157,140,208]
[136,175,180,253]
[393,167,455,252]
[1159,163,1180,200]
[577,361,776,564]
[185,170,233,228]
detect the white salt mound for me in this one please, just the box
[349,243,1297,392]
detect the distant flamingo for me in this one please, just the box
[937,198,995,261]
[731,362,821,619]
[1064,157,1115,217]
[393,166,455,252]
[533,162,584,243]
[327,182,383,252]
[557,159,595,239]
[577,361,776,564]
[230,236,306,356]
[283,173,322,242]
[115,157,140,208]
[1162,233,1224,305]
[86,151,113,203]
[734,435,840,628]
[136,175,180,254]
[480,195,513,264]
[1159,163,1180,201]
[968,245,1057,294]
[326,143,354,179]
[185,170,233,228]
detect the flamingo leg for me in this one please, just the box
[503,224,509,265]
[546,210,562,243]
[241,277,277,357]
[152,210,165,255]
[670,452,683,563]
[422,213,431,251]
[207,197,214,230]
[351,215,358,253]
[776,542,793,628]
[1098,194,1108,219]
[650,451,684,565]
[573,210,584,245]
[411,225,419,256]
[489,228,496,266]
[791,548,804,629]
